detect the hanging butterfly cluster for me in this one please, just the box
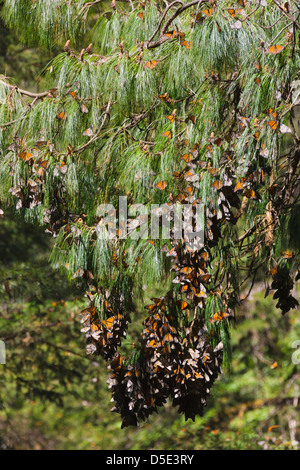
[270,265,299,315]
[106,314,223,428]
[81,278,224,427]
[76,143,233,427]
[80,290,132,361]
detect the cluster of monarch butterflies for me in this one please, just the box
[106,302,223,428]
[269,265,299,315]
[7,135,81,238]
[80,292,131,361]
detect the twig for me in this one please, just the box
[0,80,49,99]
[255,14,285,29]
[273,0,297,23]
[268,21,293,46]
[74,99,112,154]
[148,1,183,43]
[0,95,42,129]
[161,0,202,35]
[238,216,266,246]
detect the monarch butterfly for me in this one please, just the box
[156,181,167,190]
[244,188,260,200]
[231,20,242,29]
[266,108,278,119]
[180,267,193,274]
[234,180,244,192]
[279,123,292,133]
[195,290,207,298]
[165,114,175,123]
[82,127,93,137]
[38,159,49,169]
[36,160,49,175]
[191,11,203,21]
[181,40,191,49]
[85,269,94,279]
[238,116,249,129]
[181,153,193,163]
[200,251,209,261]
[158,92,171,102]
[266,44,283,54]
[57,110,67,120]
[186,114,196,124]
[34,140,47,149]
[163,30,177,39]
[162,130,172,138]
[166,246,177,257]
[165,109,176,122]
[160,243,169,252]
[209,311,230,324]
[144,60,159,69]
[268,119,279,130]
[91,322,101,333]
[203,7,214,16]
[19,151,33,162]
[184,170,199,182]
[57,161,68,174]
[102,317,115,329]
[163,333,173,343]
[147,339,162,348]
[176,300,189,310]
[80,102,89,113]
[110,353,123,370]
[199,273,211,283]
[211,180,223,190]
[227,8,242,17]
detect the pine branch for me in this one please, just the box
[161,0,203,35]
[148,0,184,43]
[0,79,50,100]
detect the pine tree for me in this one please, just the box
[0,0,299,428]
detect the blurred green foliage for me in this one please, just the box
[0,10,55,90]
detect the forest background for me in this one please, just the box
[0,0,299,450]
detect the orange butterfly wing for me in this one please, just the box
[145,60,159,69]
[156,181,167,190]
[162,130,172,138]
[267,44,283,54]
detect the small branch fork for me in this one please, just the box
[0,80,50,129]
